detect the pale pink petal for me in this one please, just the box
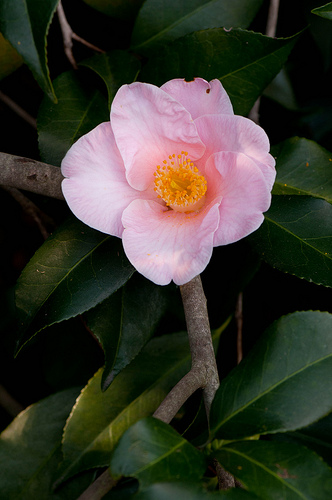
[161,78,233,119]
[61,122,150,237]
[205,151,271,246]
[254,153,276,190]
[111,82,205,191]
[122,200,221,285]
[195,114,276,190]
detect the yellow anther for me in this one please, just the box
[154,152,207,213]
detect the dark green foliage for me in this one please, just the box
[1,0,332,498]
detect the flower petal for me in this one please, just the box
[161,78,234,119]
[122,200,220,285]
[61,122,147,237]
[205,151,271,246]
[195,114,276,189]
[111,82,205,191]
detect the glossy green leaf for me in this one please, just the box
[102,479,139,500]
[0,32,23,80]
[248,195,332,287]
[272,137,332,202]
[56,325,227,485]
[0,388,82,499]
[80,50,140,109]
[135,482,259,499]
[270,413,332,467]
[210,311,332,440]
[85,273,169,391]
[263,68,298,110]
[140,29,300,116]
[38,71,109,166]
[0,0,58,100]
[131,0,263,55]
[214,441,332,499]
[82,0,144,19]
[15,217,134,352]
[111,417,206,486]
[312,2,332,20]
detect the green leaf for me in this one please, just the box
[80,50,141,109]
[248,195,332,287]
[0,388,82,499]
[56,325,227,485]
[270,413,332,468]
[0,32,23,80]
[85,273,169,391]
[82,0,144,20]
[15,217,134,353]
[0,0,58,100]
[263,68,298,110]
[131,0,263,55]
[38,71,109,166]
[111,417,206,486]
[272,137,332,202]
[140,29,300,116]
[312,2,332,20]
[210,311,332,440]
[135,482,259,499]
[214,440,332,499]
[102,479,139,500]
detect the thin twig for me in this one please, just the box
[57,0,104,70]
[235,292,243,364]
[2,186,54,239]
[248,99,260,124]
[0,384,24,417]
[0,90,37,129]
[266,0,280,38]
[0,152,64,200]
[248,0,280,122]
[76,469,118,500]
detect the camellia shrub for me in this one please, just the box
[0,0,332,499]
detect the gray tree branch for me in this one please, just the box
[0,152,64,200]
[154,275,219,422]
[77,276,220,499]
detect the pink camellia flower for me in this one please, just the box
[61,78,275,286]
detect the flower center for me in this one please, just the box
[154,152,207,213]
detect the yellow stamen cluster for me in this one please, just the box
[154,152,207,213]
